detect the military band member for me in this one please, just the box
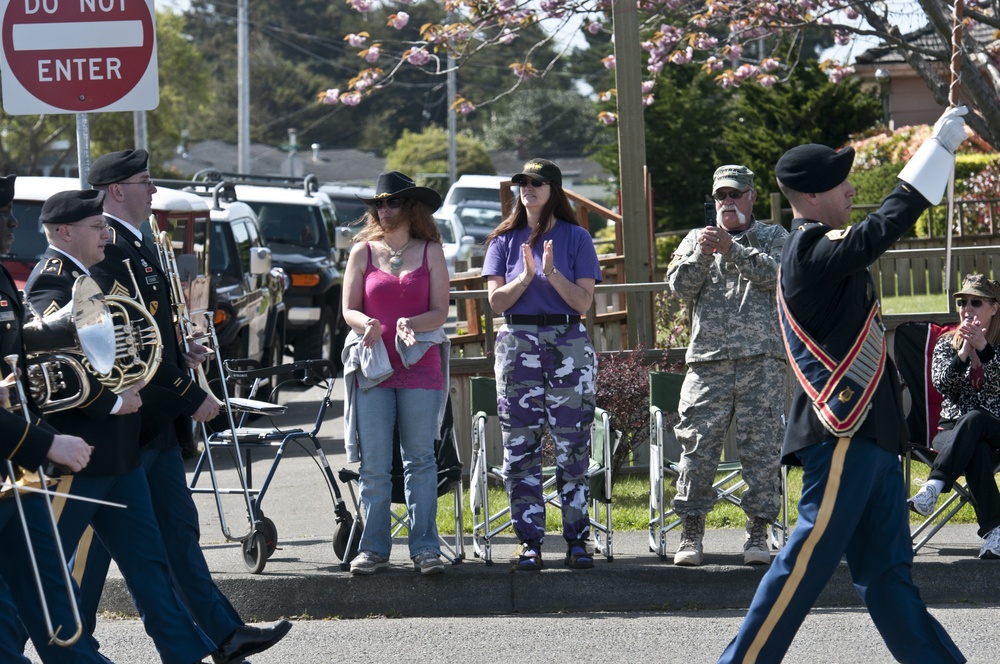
[718,107,970,663]
[0,175,105,662]
[85,150,291,663]
[24,189,216,664]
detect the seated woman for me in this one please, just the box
[908,274,1000,559]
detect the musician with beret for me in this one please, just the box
[86,149,290,664]
[0,175,105,662]
[24,189,216,664]
[719,107,970,663]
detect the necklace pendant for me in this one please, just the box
[389,255,403,271]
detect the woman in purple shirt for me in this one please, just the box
[482,158,603,571]
[342,171,450,576]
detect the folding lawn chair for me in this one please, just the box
[188,357,357,574]
[337,396,466,569]
[468,376,615,565]
[893,320,991,552]
[647,370,789,561]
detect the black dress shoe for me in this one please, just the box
[211,620,293,664]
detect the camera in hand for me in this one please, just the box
[704,201,716,227]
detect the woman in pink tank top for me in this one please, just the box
[341,171,451,576]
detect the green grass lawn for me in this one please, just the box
[426,464,979,535]
[880,292,949,315]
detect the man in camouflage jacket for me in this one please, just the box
[665,165,788,567]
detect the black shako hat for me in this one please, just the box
[87,149,150,186]
[775,144,855,194]
[40,189,107,225]
[358,171,442,212]
[0,175,16,208]
[512,158,562,188]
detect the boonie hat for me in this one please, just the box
[775,144,855,194]
[511,158,562,188]
[713,165,754,193]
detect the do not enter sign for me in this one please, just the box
[0,0,158,115]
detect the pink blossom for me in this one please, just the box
[845,8,859,19]
[669,47,693,65]
[760,58,780,72]
[694,35,718,50]
[641,80,655,94]
[319,89,340,105]
[388,12,409,30]
[704,56,724,73]
[497,0,516,9]
[346,33,367,48]
[341,92,362,106]
[510,63,537,80]
[499,29,516,45]
[734,63,759,80]
[363,45,380,63]
[602,55,616,70]
[834,30,850,46]
[349,0,371,13]
[405,48,430,66]
[458,100,476,115]
[587,21,602,35]
[643,94,654,107]
[758,75,778,88]
[598,112,617,126]
[646,59,664,74]
[727,43,743,60]
[598,90,614,102]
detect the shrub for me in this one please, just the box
[596,345,669,477]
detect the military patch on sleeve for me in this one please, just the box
[667,253,684,271]
[108,280,132,298]
[41,257,62,274]
[43,300,61,317]
[149,301,158,316]
[824,227,852,241]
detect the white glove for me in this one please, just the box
[930,105,969,154]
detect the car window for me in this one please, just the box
[210,222,240,278]
[249,202,318,248]
[436,219,455,244]
[233,220,252,272]
[328,197,368,226]
[8,202,47,259]
[450,187,500,206]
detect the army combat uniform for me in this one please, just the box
[666,217,788,521]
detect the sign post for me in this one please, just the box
[1,0,158,115]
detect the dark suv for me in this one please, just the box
[193,172,347,369]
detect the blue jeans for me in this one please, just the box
[356,386,444,558]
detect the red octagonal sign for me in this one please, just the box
[0,0,158,115]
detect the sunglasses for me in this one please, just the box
[713,190,747,201]
[516,178,547,189]
[957,298,988,308]
[373,198,404,210]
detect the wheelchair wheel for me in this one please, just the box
[260,516,278,559]
[242,531,268,574]
[332,513,361,563]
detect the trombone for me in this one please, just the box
[2,354,84,647]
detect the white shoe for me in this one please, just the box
[979,526,1000,560]
[907,482,940,517]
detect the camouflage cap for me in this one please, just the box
[713,165,754,193]
[954,274,1000,300]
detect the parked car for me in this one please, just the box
[154,179,288,380]
[319,182,376,267]
[189,172,348,368]
[7,177,213,337]
[440,174,508,220]
[451,199,504,257]
[433,211,476,278]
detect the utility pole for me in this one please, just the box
[237,0,251,173]
[612,0,652,347]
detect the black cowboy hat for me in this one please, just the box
[358,171,442,212]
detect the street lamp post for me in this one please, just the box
[875,68,892,130]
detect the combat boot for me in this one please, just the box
[674,515,705,566]
[744,516,772,565]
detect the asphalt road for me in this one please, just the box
[27,605,999,663]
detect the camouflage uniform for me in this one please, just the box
[495,322,597,547]
[666,218,788,519]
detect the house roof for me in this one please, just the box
[856,21,996,65]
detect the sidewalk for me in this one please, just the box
[96,376,1000,620]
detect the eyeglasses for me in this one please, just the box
[373,198,403,210]
[957,298,988,308]
[713,190,747,201]
[118,179,154,188]
[82,222,110,231]
[517,179,547,189]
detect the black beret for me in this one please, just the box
[775,144,855,194]
[87,148,149,186]
[0,175,15,207]
[40,189,106,225]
